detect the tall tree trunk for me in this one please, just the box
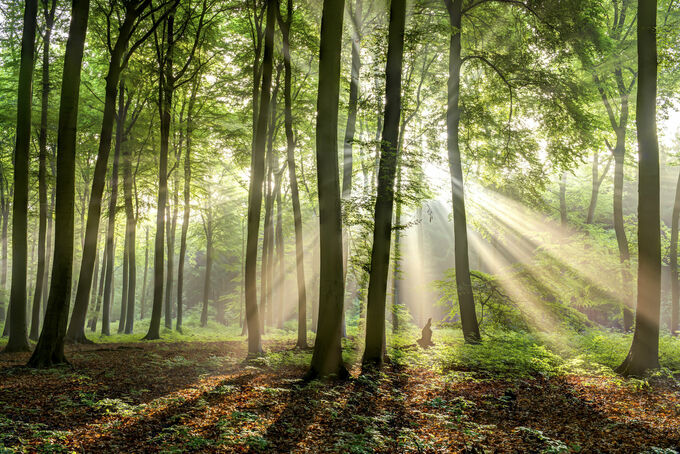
[307,0,348,379]
[177,79,198,332]
[201,199,213,327]
[5,0,38,353]
[65,6,140,343]
[28,0,90,367]
[29,0,57,342]
[123,121,136,334]
[616,0,660,376]
[101,88,125,337]
[245,0,276,356]
[145,12,175,340]
[444,0,480,343]
[0,170,9,325]
[363,0,406,366]
[392,164,402,332]
[43,172,55,315]
[118,229,129,333]
[278,0,308,347]
[275,170,285,329]
[670,169,680,336]
[164,200,173,328]
[141,226,149,320]
[90,234,106,331]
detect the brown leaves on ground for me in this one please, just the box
[1,339,679,453]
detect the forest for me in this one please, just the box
[0,0,679,451]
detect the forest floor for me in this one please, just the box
[1,330,680,453]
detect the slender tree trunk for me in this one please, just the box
[90,235,106,331]
[29,0,57,342]
[145,13,175,340]
[559,171,568,226]
[5,0,38,353]
[444,0,480,343]
[363,0,406,366]
[177,79,198,332]
[671,170,680,335]
[101,87,124,337]
[43,173,55,315]
[245,0,276,356]
[307,0,348,379]
[123,129,136,334]
[275,171,285,329]
[392,164,402,332]
[28,0,90,367]
[118,229,129,333]
[201,200,213,327]
[141,226,149,320]
[586,152,611,224]
[279,0,307,347]
[616,0,660,376]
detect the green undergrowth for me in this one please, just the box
[390,327,680,380]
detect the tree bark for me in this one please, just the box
[141,227,149,320]
[65,4,141,343]
[5,0,38,353]
[101,88,124,337]
[444,0,480,343]
[176,77,198,332]
[123,115,136,334]
[201,200,213,327]
[363,0,406,366]
[29,0,57,342]
[28,0,90,367]
[670,169,680,336]
[559,171,568,226]
[118,223,129,333]
[307,0,348,379]
[278,0,308,347]
[0,168,9,325]
[616,0,661,377]
[245,0,276,356]
[145,12,175,340]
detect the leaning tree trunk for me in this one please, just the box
[29,0,57,342]
[65,11,138,343]
[670,169,680,336]
[616,0,661,377]
[307,0,348,379]
[89,235,106,331]
[444,0,480,343]
[278,0,308,347]
[613,130,634,331]
[363,0,406,366]
[28,0,90,367]
[5,0,38,353]
[244,0,276,356]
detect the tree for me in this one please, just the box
[585,151,612,224]
[443,0,480,343]
[670,168,680,335]
[306,0,348,379]
[277,0,308,349]
[4,0,38,354]
[29,0,58,342]
[244,0,276,356]
[363,0,407,366]
[615,0,661,377]
[65,0,161,344]
[28,0,91,367]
